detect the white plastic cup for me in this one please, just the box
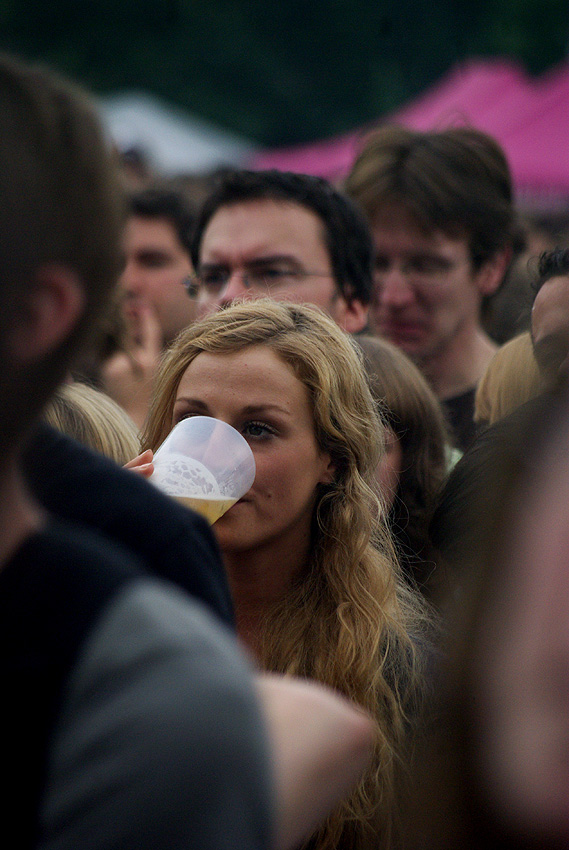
[150,416,256,524]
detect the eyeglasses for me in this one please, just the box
[182,276,199,298]
[184,265,333,297]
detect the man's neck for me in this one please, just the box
[0,454,45,571]
[420,326,497,401]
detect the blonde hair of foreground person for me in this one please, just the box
[474,331,544,428]
[43,381,140,465]
[141,299,431,850]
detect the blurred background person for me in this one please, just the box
[344,125,524,451]
[530,246,569,389]
[42,381,141,465]
[481,213,562,346]
[356,334,450,600]
[405,384,569,850]
[474,330,544,429]
[101,184,198,427]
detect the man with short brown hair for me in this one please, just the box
[345,125,524,450]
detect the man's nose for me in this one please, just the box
[376,267,415,309]
[218,272,252,308]
[120,260,144,295]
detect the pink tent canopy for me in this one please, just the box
[249,57,569,204]
[497,63,569,199]
[389,57,530,130]
[248,124,362,179]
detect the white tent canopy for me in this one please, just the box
[98,91,257,176]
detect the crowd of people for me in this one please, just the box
[1,50,567,850]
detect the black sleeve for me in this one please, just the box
[22,424,235,629]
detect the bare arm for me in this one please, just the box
[256,674,374,850]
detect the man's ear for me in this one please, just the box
[336,296,369,334]
[8,264,84,363]
[476,245,513,297]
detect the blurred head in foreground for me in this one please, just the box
[409,390,569,849]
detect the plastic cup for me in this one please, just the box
[150,416,256,524]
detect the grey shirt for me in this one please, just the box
[37,581,273,850]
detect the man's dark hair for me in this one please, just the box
[190,168,374,305]
[345,125,525,273]
[129,185,196,255]
[534,247,569,295]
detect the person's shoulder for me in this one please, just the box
[23,423,188,524]
[38,576,273,850]
[0,516,144,613]
[4,518,272,850]
[471,388,565,459]
[0,517,149,688]
[22,424,235,625]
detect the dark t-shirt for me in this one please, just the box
[442,387,477,452]
[431,388,567,575]
[21,423,235,627]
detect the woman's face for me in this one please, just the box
[172,345,334,558]
[375,427,402,511]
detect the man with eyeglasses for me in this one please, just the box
[345,126,524,451]
[188,168,373,334]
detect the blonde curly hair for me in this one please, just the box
[142,300,431,850]
[43,381,140,465]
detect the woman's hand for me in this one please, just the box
[124,449,154,479]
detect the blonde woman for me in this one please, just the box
[137,300,430,850]
[474,331,544,429]
[43,381,140,465]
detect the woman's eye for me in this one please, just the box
[173,411,197,425]
[243,421,274,439]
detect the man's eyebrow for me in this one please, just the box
[136,248,170,260]
[245,255,301,267]
[201,254,303,269]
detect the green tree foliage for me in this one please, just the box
[0,0,566,145]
